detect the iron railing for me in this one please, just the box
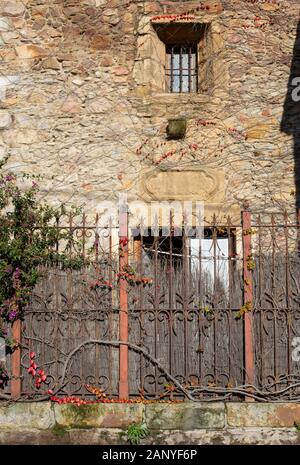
[1,209,300,401]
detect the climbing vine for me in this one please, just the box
[0,173,84,384]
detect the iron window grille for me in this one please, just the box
[166,45,198,93]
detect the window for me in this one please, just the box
[166,45,198,93]
[152,22,204,94]
[190,235,230,291]
[131,225,241,309]
[134,19,227,97]
[133,228,235,290]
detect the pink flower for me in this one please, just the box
[5,174,15,182]
[8,310,18,321]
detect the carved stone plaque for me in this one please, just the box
[141,168,225,202]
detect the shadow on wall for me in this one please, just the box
[281,16,300,212]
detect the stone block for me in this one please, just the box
[2,128,41,146]
[89,35,111,50]
[145,402,225,430]
[42,57,60,70]
[112,67,129,76]
[54,403,144,429]
[15,45,48,59]
[227,403,300,427]
[0,426,299,446]
[0,402,55,430]
[0,18,11,31]
[68,428,125,445]
[0,111,12,129]
[1,31,18,43]
[0,1,25,17]
[246,123,272,140]
[61,95,82,114]
[86,97,112,114]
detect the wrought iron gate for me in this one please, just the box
[2,209,300,401]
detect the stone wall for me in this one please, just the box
[0,0,299,216]
[1,401,300,444]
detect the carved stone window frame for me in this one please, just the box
[133,16,228,99]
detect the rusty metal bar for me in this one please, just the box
[227,217,233,388]
[183,213,189,381]
[93,212,101,395]
[257,214,264,388]
[11,319,21,399]
[170,46,174,92]
[169,212,174,375]
[108,218,113,396]
[284,211,291,386]
[242,207,255,401]
[198,227,203,397]
[119,205,129,399]
[212,217,217,391]
[179,47,182,93]
[271,213,277,383]
[154,234,159,396]
[135,236,145,393]
[93,213,99,262]
[82,212,86,260]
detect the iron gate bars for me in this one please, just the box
[3,208,300,401]
[166,45,198,93]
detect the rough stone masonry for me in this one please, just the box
[0,0,299,217]
[1,401,300,444]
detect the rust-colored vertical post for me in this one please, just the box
[133,239,142,266]
[242,205,255,401]
[119,202,129,399]
[11,319,21,399]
